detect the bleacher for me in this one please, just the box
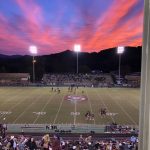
[0,73,30,86]
[125,72,141,87]
[42,73,113,87]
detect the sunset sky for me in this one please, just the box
[0,0,143,55]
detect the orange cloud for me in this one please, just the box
[0,0,143,55]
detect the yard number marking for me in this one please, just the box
[33,112,46,115]
[0,111,12,115]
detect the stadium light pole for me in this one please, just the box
[74,44,81,74]
[29,46,37,83]
[117,46,125,84]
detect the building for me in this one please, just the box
[0,73,30,85]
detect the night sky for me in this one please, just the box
[0,0,143,55]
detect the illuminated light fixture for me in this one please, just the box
[117,46,125,84]
[74,44,81,52]
[29,45,37,83]
[74,44,81,74]
[29,45,37,54]
[117,46,125,54]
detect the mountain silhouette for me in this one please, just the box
[0,46,142,80]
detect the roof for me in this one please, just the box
[0,73,30,79]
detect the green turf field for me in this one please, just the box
[0,87,139,125]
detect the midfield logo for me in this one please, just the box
[64,95,88,102]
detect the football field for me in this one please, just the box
[0,87,139,126]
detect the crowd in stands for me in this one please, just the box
[105,123,138,134]
[111,72,141,88]
[0,72,141,88]
[42,73,113,87]
[125,73,141,88]
[0,133,138,150]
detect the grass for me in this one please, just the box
[0,87,139,126]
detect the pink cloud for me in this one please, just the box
[84,0,143,52]
[0,0,143,55]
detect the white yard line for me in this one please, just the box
[85,88,96,124]
[74,101,77,125]
[73,89,78,125]
[0,88,22,96]
[125,100,139,110]
[115,100,137,125]
[95,89,116,123]
[0,89,25,108]
[33,94,55,124]
[52,93,66,125]
[123,94,139,110]
[114,89,139,110]
[12,89,47,123]
[0,89,34,119]
[106,90,137,125]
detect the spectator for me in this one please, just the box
[41,134,51,150]
[25,137,37,150]
[0,133,139,150]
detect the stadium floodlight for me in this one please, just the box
[29,45,37,55]
[29,45,37,83]
[117,46,125,84]
[117,46,125,54]
[74,44,81,74]
[74,44,81,52]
